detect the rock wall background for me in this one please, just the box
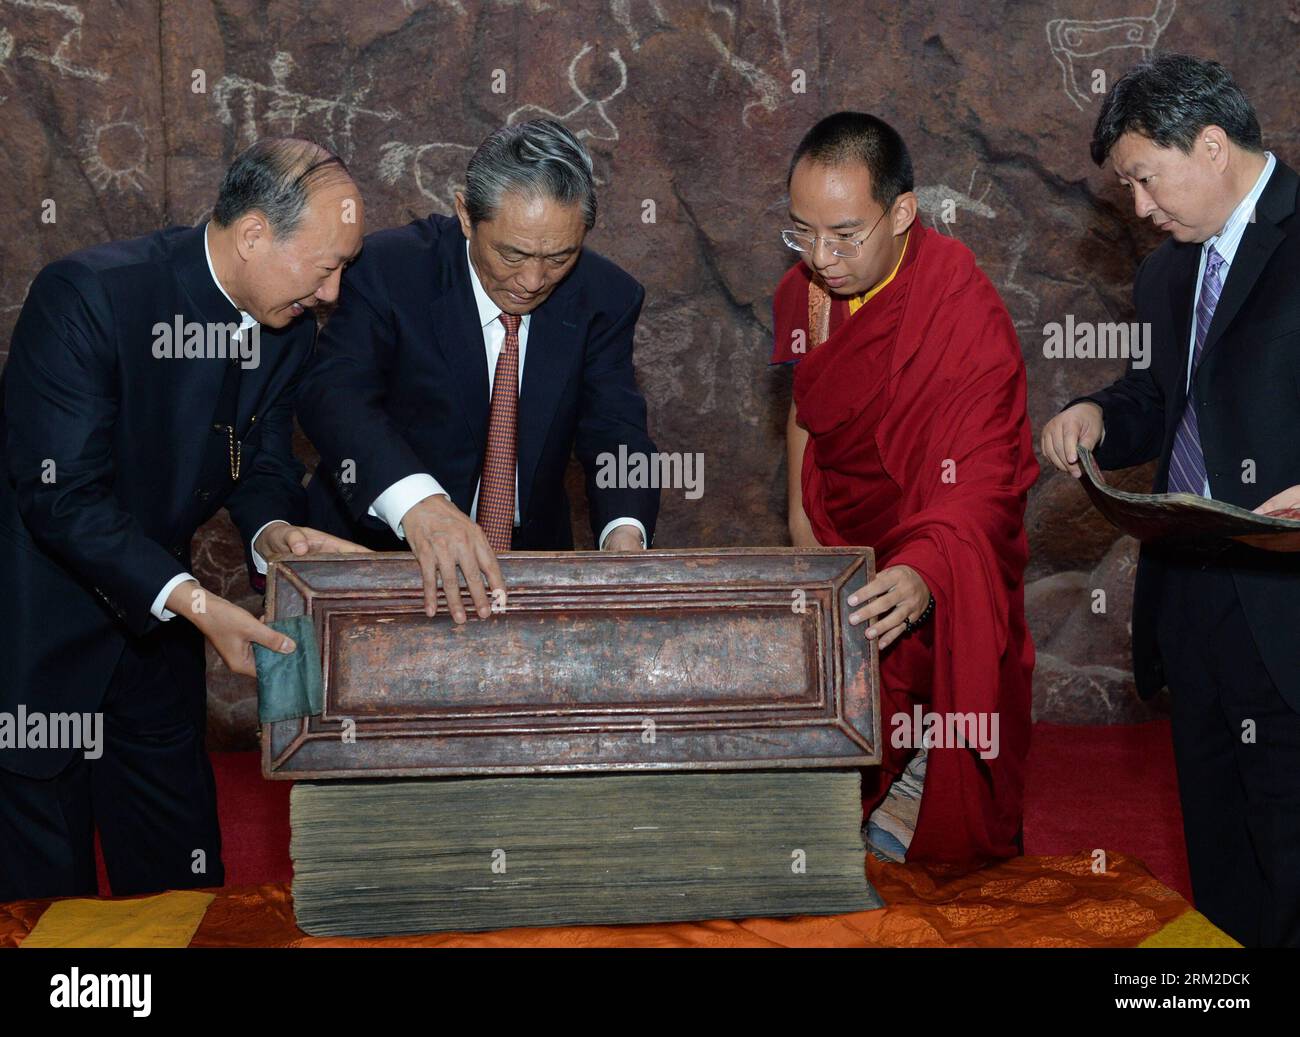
[2,0,1296,747]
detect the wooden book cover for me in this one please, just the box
[1078,445,1300,551]
[260,548,880,779]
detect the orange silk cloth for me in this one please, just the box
[0,853,1221,948]
[772,224,1040,872]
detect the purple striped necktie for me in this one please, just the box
[1167,246,1225,496]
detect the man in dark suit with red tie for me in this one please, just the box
[1042,55,1300,946]
[298,119,660,623]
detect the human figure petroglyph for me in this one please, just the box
[211,51,397,161]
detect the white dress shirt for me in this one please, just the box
[1183,151,1275,499]
[149,223,284,621]
[368,240,645,549]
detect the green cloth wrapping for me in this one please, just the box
[253,616,323,724]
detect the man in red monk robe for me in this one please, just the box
[771,112,1039,871]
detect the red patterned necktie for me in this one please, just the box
[477,311,521,551]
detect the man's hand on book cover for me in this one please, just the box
[255,522,375,560]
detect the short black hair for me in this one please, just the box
[213,138,352,236]
[787,112,914,209]
[1090,53,1263,166]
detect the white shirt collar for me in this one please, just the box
[1206,151,1275,266]
[465,239,530,331]
[203,222,259,332]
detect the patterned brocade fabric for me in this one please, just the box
[0,851,1232,948]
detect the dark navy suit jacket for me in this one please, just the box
[0,224,312,777]
[298,213,658,550]
[1069,160,1300,710]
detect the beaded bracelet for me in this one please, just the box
[902,593,935,636]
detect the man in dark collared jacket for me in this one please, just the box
[0,138,367,900]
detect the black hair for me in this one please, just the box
[787,111,914,208]
[1090,53,1263,165]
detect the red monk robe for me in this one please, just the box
[771,222,1038,872]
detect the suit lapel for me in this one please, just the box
[429,231,491,453]
[517,290,579,520]
[1197,222,1284,373]
[1166,244,1199,413]
[172,223,245,437]
[235,321,308,433]
[1196,161,1295,375]
[174,222,293,438]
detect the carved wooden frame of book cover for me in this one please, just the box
[261,548,880,779]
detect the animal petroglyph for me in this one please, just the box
[915,168,997,232]
[704,1,787,128]
[611,0,669,51]
[2,0,108,84]
[917,168,1038,328]
[506,43,627,182]
[379,42,628,201]
[507,43,627,146]
[377,140,474,209]
[1000,228,1039,329]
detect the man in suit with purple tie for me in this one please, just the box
[1042,55,1300,946]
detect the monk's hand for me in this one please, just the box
[1253,485,1300,518]
[169,580,295,678]
[1041,401,1104,478]
[848,565,930,651]
[254,521,373,559]
[400,494,506,623]
[602,524,646,552]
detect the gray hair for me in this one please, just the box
[212,137,351,236]
[464,119,596,229]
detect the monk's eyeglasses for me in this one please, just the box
[781,204,890,259]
